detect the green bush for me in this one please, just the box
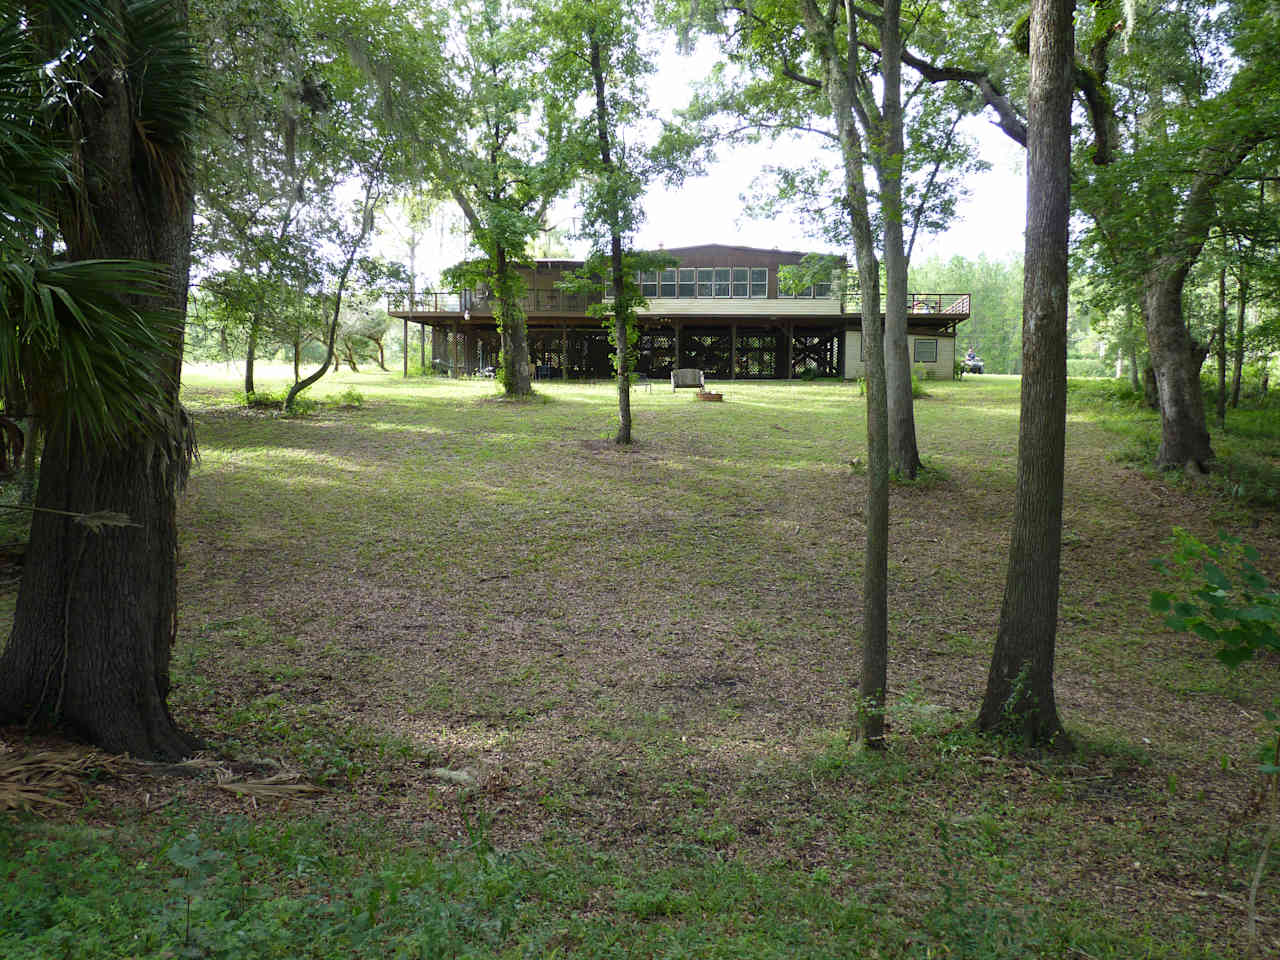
[1066,357,1112,378]
[333,387,364,409]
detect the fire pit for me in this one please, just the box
[695,391,723,402]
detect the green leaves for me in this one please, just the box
[1151,526,1280,769]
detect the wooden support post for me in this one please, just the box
[561,325,568,378]
[420,324,425,373]
[731,323,737,380]
[786,320,793,379]
[674,323,681,373]
[402,318,408,377]
[451,318,459,378]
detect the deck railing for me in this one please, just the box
[386,289,599,315]
[842,292,971,316]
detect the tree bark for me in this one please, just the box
[879,0,921,480]
[1142,265,1211,470]
[245,316,258,395]
[1216,264,1227,430]
[494,244,533,396]
[798,0,889,749]
[589,36,632,444]
[978,0,1072,748]
[1230,268,1247,408]
[0,0,200,759]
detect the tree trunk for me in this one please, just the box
[798,0,888,750]
[494,245,532,396]
[1230,269,1247,408]
[1127,339,1140,394]
[1216,264,1227,430]
[245,316,258,395]
[1142,265,1212,470]
[978,0,1071,748]
[284,173,379,412]
[879,0,921,480]
[0,0,200,759]
[589,36,632,444]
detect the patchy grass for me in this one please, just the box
[1,366,1277,958]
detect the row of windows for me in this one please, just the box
[637,267,834,300]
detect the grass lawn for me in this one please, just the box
[2,364,1277,958]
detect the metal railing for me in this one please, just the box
[842,292,971,316]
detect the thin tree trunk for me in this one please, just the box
[1217,264,1227,430]
[1231,268,1247,408]
[879,0,921,480]
[245,316,258,395]
[798,0,889,750]
[589,36,632,444]
[284,172,379,412]
[1127,342,1141,393]
[0,0,200,759]
[978,0,1072,748]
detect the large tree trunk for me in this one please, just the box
[879,0,921,480]
[1142,264,1212,470]
[0,0,199,759]
[978,0,1071,747]
[494,245,532,397]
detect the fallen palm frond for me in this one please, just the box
[213,767,325,800]
[0,747,121,812]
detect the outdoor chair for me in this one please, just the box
[671,368,705,391]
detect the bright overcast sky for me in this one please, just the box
[629,39,1027,263]
[378,37,1029,285]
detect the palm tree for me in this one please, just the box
[0,1,202,759]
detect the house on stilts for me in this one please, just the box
[387,244,970,381]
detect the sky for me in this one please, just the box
[378,36,1029,287]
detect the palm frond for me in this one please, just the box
[0,258,181,448]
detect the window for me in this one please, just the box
[815,279,832,298]
[660,269,677,298]
[639,270,658,298]
[714,267,731,297]
[914,338,938,363]
[677,268,696,297]
[697,268,714,297]
[750,267,767,298]
[731,267,749,298]
[778,265,813,297]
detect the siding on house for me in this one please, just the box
[843,331,957,380]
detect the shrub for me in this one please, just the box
[334,387,364,409]
[1066,358,1112,378]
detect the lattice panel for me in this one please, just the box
[735,334,778,379]
[639,334,675,378]
[682,334,731,377]
[792,334,840,377]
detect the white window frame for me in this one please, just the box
[659,268,677,298]
[677,268,696,297]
